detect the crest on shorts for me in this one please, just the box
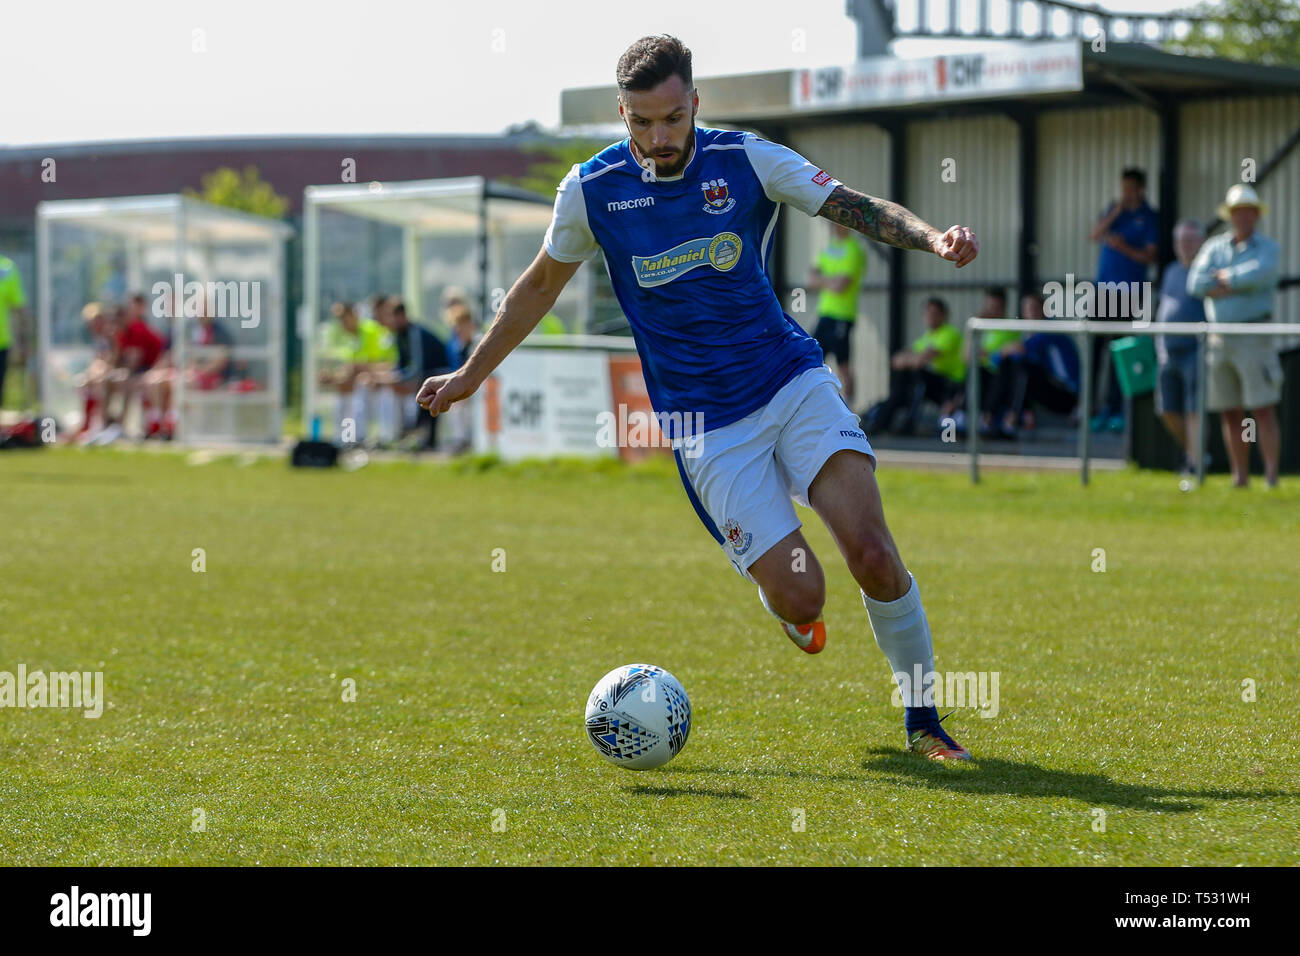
[701,178,736,215]
[721,518,753,556]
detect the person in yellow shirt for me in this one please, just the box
[807,223,865,408]
[0,255,29,409]
[861,297,966,437]
[954,286,1020,432]
[319,301,399,444]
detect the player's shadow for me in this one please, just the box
[625,784,752,800]
[860,747,1294,813]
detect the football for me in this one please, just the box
[584,664,692,770]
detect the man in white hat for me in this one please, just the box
[1187,184,1282,488]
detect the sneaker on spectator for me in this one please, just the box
[86,422,123,446]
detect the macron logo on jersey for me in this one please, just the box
[607,197,655,213]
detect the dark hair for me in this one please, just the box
[984,286,1007,304]
[617,35,692,93]
[925,296,949,316]
[1121,167,1146,187]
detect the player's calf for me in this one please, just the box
[748,534,827,653]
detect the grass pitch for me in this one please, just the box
[1,446,1296,865]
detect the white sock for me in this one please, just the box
[758,586,793,625]
[377,388,397,442]
[335,394,348,438]
[351,386,370,442]
[862,572,935,707]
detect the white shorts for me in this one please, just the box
[672,364,875,582]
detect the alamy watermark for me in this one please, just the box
[152,273,261,328]
[595,405,706,458]
[1042,275,1153,323]
[0,665,104,718]
[891,665,1000,718]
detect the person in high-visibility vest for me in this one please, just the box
[808,222,865,409]
[0,254,29,409]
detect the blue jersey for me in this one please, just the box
[543,127,843,438]
[1023,332,1080,395]
[1096,200,1159,290]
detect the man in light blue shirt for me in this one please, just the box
[1186,184,1282,488]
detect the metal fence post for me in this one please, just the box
[968,325,981,484]
[1195,325,1209,487]
[1077,324,1092,486]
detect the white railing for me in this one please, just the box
[963,318,1300,485]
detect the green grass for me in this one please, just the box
[1,447,1297,866]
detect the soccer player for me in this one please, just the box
[73,302,116,441]
[94,295,165,443]
[418,35,978,760]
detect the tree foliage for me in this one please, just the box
[1163,0,1300,66]
[185,165,290,219]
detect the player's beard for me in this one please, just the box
[630,121,695,179]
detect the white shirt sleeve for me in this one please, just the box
[543,164,599,263]
[742,132,842,217]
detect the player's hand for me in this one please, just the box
[416,370,478,416]
[933,225,978,268]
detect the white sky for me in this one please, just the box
[3,0,1204,146]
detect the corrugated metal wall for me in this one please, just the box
[1036,105,1161,286]
[786,123,892,410]
[790,119,1024,408]
[906,114,1020,286]
[902,114,1020,408]
[771,96,1299,410]
[1180,94,1300,349]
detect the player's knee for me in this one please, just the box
[850,534,901,590]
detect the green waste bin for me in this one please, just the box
[1109,336,1157,398]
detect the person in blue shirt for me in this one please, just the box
[381,296,450,450]
[1186,184,1283,488]
[1155,220,1206,477]
[982,293,1079,439]
[417,35,981,762]
[1089,167,1159,433]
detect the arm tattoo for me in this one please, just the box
[817,184,937,253]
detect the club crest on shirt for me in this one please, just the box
[722,518,753,556]
[701,178,736,215]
